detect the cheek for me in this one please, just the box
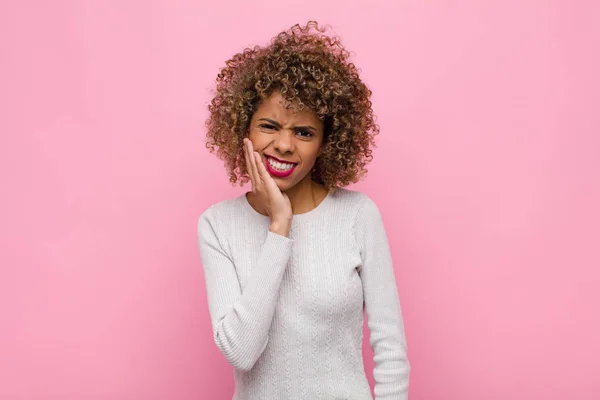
[247,133,264,150]
[296,151,320,174]
[310,145,323,162]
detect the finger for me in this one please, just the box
[247,141,261,186]
[244,139,259,188]
[243,139,254,185]
[254,151,278,190]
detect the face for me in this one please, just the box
[247,91,324,192]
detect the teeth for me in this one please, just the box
[267,157,295,171]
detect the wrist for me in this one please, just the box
[269,219,291,237]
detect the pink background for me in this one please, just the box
[1,1,599,399]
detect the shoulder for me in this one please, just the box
[331,189,385,240]
[330,187,380,217]
[197,194,245,233]
[333,189,387,255]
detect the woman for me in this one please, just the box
[197,21,410,400]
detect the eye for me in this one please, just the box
[259,123,277,130]
[296,130,314,138]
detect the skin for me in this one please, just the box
[244,91,329,237]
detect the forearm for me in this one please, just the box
[355,195,411,398]
[208,231,292,371]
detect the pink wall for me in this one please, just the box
[1,1,599,399]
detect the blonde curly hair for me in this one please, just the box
[205,21,379,190]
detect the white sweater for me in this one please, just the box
[197,188,410,399]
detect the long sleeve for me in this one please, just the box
[197,207,293,371]
[354,196,411,399]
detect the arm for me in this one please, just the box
[197,208,293,371]
[354,196,411,399]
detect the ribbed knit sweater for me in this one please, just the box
[197,188,410,399]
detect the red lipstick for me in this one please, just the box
[264,156,296,178]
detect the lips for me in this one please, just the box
[264,155,297,178]
[265,155,298,165]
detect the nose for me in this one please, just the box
[273,129,294,154]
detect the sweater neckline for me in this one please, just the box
[241,189,334,223]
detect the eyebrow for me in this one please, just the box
[258,118,317,132]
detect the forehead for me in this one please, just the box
[255,92,320,123]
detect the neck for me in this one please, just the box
[284,178,327,215]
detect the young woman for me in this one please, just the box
[197,21,410,400]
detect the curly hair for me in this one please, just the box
[204,21,379,190]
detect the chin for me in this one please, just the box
[273,170,310,192]
[276,181,295,192]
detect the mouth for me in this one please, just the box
[264,155,297,178]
